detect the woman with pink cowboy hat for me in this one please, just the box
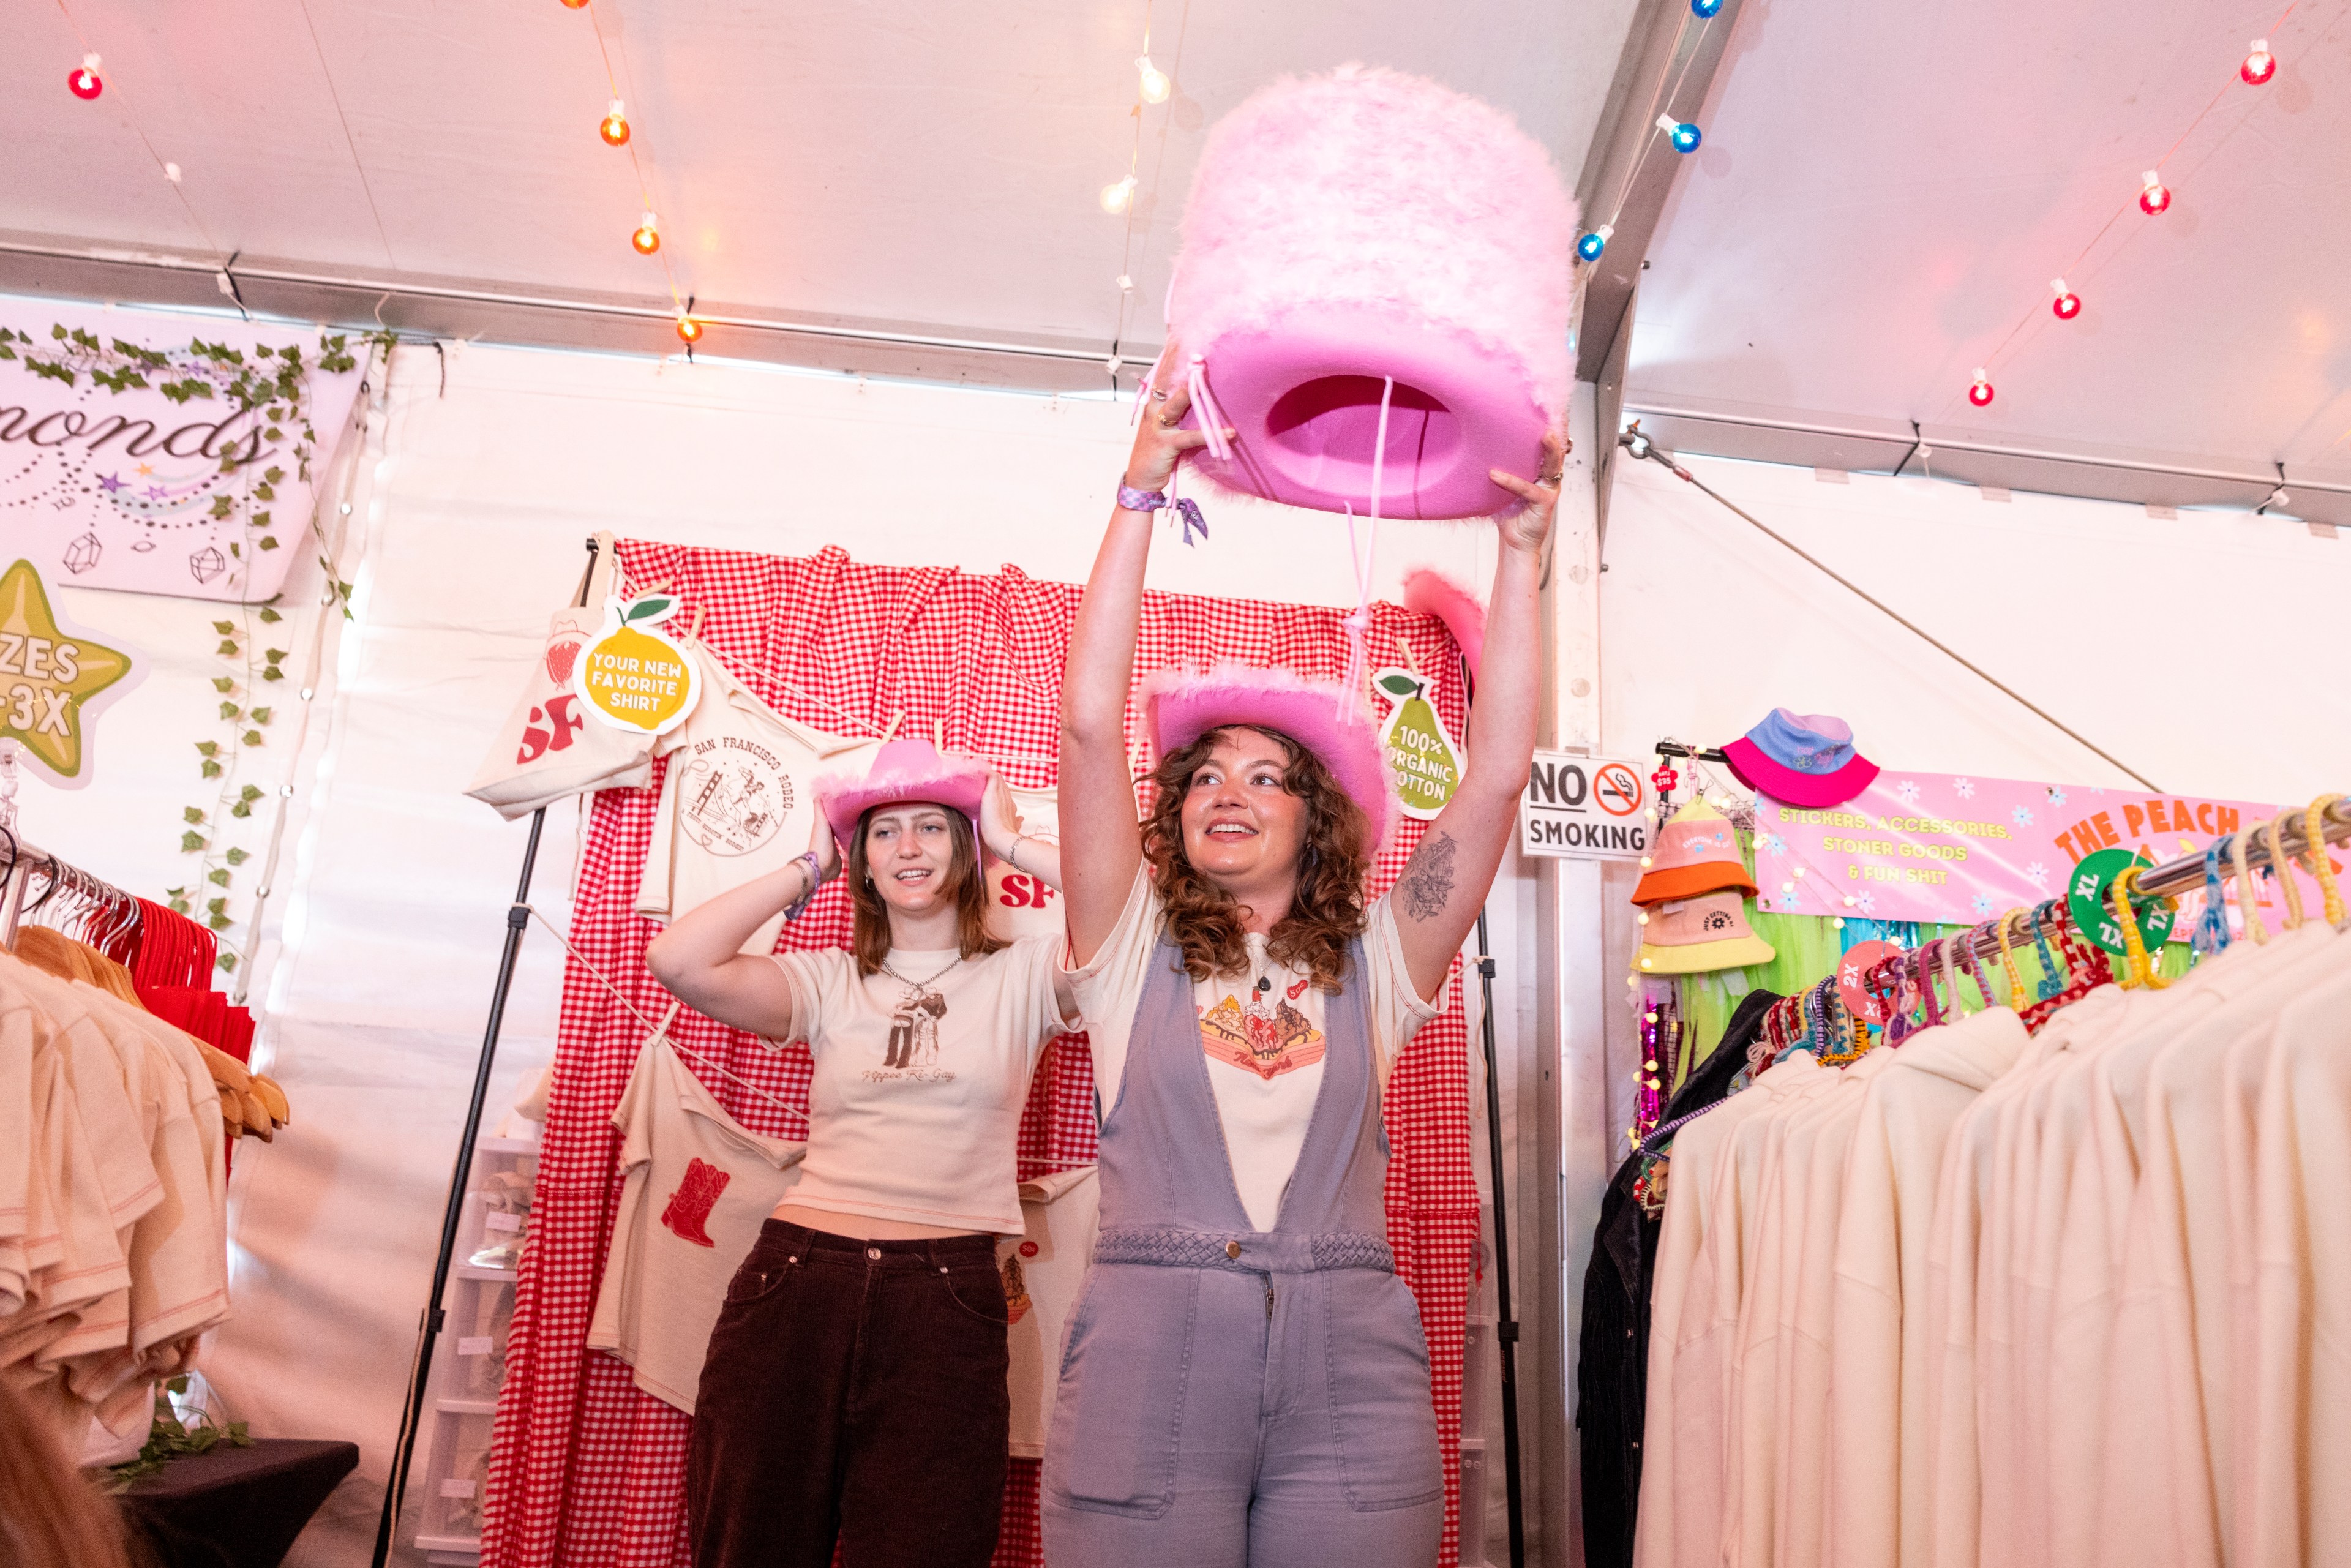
[647,743,1077,1568]
[1044,342,1561,1568]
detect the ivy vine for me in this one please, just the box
[0,321,391,972]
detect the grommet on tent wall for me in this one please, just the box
[1163,64,1577,520]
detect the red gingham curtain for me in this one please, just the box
[481,542,1480,1568]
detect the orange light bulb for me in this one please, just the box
[560,0,590,9]
[675,315,703,343]
[631,212,660,255]
[599,100,630,146]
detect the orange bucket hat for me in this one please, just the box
[1633,796,1757,907]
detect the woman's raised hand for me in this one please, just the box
[1123,342,1237,495]
[1488,427,1568,555]
[809,808,842,886]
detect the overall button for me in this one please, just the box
[1225,1240,1242,1259]
[866,1247,883,1261]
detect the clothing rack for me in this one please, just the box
[1,831,151,954]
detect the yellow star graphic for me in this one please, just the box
[0,560,133,781]
[136,462,154,476]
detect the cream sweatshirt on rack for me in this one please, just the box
[1636,1052,1819,1568]
[1828,1005,2027,1568]
[2092,921,2339,1568]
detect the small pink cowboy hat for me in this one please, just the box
[1141,664,1397,851]
[812,739,991,848]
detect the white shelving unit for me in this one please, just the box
[413,1134,537,1566]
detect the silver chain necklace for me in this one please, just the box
[880,952,966,995]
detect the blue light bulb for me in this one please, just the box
[1577,230,1608,262]
[1669,121,1702,154]
[1692,0,1723,15]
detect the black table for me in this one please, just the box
[121,1438,359,1568]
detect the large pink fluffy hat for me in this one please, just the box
[1163,64,1578,521]
[813,738,991,848]
[1141,664,1398,851]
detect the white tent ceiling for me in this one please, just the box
[9,0,2345,513]
[1625,0,2351,506]
[2,0,1637,366]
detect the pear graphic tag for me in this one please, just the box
[1373,667,1463,821]
[572,590,701,735]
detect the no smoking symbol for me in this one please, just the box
[1595,763,1642,816]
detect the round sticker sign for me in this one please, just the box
[2065,847,2173,956]
[1836,940,1905,1024]
[573,591,700,736]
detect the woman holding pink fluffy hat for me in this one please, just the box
[648,743,1076,1568]
[1043,346,1562,1567]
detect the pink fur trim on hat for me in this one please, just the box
[812,739,992,849]
[1140,663,1397,851]
[1401,567,1487,681]
[1171,64,1577,435]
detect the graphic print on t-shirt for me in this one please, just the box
[1198,975,1327,1082]
[864,977,958,1084]
[659,1157,730,1247]
[675,736,793,857]
[1001,1253,1032,1323]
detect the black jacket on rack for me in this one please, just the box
[1577,987,1782,1568]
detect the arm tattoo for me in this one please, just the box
[1396,831,1458,922]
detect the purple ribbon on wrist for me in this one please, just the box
[1116,484,1208,546]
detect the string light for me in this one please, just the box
[1657,114,1702,154]
[674,312,702,344]
[2138,170,2172,214]
[1100,174,1138,216]
[67,52,102,99]
[1136,55,1171,104]
[2050,279,2082,319]
[1577,224,1614,262]
[2242,38,2277,84]
[1968,368,1995,407]
[1692,0,1723,15]
[631,211,661,254]
[560,0,590,8]
[599,99,630,146]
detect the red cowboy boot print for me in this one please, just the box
[660,1157,731,1247]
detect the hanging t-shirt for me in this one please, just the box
[767,938,1073,1236]
[983,787,1064,945]
[635,645,877,956]
[588,1032,808,1414]
[999,1164,1097,1459]
[1068,866,1441,1232]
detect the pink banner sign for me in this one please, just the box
[1751,768,2339,936]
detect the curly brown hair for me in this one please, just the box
[845,805,1008,977]
[1142,726,1372,991]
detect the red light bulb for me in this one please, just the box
[631,212,660,255]
[2051,279,2082,320]
[67,54,102,100]
[2139,170,2172,215]
[2242,39,2276,84]
[675,315,703,344]
[1968,369,1995,408]
[599,100,630,146]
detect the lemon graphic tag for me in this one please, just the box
[573,591,701,736]
[1373,667,1463,822]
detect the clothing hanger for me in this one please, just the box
[2262,809,2307,932]
[519,902,811,1131]
[2299,793,2346,928]
[2227,827,2270,947]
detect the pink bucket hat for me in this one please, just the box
[1635,891,1777,975]
[1633,797,1757,907]
[1140,663,1397,851]
[1721,708,1880,809]
[812,739,991,849]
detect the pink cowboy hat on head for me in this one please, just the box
[812,739,992,848]
[1140,664,1397,851]
[1720,708,1880,809]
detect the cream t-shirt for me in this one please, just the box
[769,937,1074,1236]
[983,786,1063,945]
[588,1032,807,1413]
[1068,866,1441,1233]
[1000,1164,1098,1458]
[636,646,877,954]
